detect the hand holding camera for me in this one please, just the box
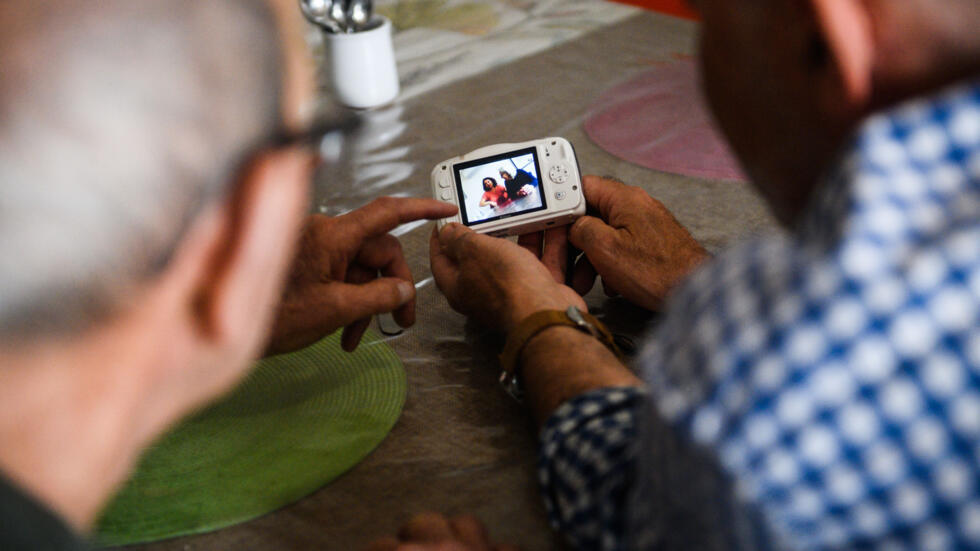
[429,223,585,334]
[429,140,707,323]
[568,176,710,310]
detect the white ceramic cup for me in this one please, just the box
[323,16,399,109]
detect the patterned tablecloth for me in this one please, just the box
[310,0,638,100]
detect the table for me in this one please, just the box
[122,11,779,551]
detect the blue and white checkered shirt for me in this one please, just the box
[539,80,980,550]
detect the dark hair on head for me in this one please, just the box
[483,177,497,190]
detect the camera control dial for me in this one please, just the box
[549,164,570,184]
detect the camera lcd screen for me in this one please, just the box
[453,146,547,227]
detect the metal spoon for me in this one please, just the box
[299,0,340,32]
[329,0,350,33]
[347,0,372,32]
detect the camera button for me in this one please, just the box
[438,180,451,188]
[549,164,569,184]
[440,190,452,201]
[554,191,567,200]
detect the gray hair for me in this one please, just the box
[0,0,282,336]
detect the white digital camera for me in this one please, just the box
[431,137,585,237]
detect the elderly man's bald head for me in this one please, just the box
[0,0,283,336]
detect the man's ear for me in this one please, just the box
[195,150,310,359]
[807,0,874,114]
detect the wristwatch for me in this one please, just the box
[498,306,622,401]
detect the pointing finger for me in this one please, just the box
[344,197,458,241]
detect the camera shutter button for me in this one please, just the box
[440,190,452,201]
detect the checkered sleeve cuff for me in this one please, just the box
[538,386,645,551]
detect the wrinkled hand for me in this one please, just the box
[267,197,457,354]
[364,513,520,551]
[568,176,709,310]
[430,224,585,333]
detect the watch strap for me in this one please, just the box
[498,306,622,399]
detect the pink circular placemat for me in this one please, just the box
[584,59,747,182]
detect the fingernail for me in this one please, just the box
[397,281,414,304]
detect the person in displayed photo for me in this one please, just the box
[499,166,536,199]
[478,176,511,209]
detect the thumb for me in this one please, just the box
[569,215,617,253]
[332,278,415,324]
[439,223,486,261]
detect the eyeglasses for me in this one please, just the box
[147,114,363,275]
[226,112,362,209]
[245,113,362,161]
[265,115,361,153]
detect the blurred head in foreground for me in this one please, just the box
[0,0,317,529]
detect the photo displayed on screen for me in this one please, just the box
[454,147,546,227]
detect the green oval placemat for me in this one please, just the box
[95,330,406,546]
